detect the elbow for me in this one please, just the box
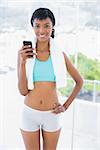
[18,89,28,96]
[18,86,29,96]
[20,91,28,96]
[76,77,84,88]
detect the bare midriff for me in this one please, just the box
[24,81,59,111]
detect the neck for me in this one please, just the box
[36,40,50,52]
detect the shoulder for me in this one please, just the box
[62,51,70,63]
[62,51,67,58]
[62,51,74,72]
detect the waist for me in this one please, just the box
[24,84,59,110]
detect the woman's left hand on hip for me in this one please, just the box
[52,102,65,114]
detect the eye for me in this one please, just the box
[44,24,50,28]
[34,24,40,28]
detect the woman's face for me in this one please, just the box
[33,18,53,42]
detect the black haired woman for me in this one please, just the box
[17,8,83,150]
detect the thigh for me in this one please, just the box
[21,129,40,150]
[42,129,61,150]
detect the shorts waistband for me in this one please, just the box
[23,104,53,113]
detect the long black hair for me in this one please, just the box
[30,8,55,38]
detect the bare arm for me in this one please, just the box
[17,45,36,96]
[52,52,83,113]
[63,52,83,110]
[17,53,28,96]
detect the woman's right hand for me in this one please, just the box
[18,45,37,64]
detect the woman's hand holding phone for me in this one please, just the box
[18,41,37,64]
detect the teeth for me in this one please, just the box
[40,35,45,37]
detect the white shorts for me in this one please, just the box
[20,104,62,132]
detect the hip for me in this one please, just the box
[20,104,62,132]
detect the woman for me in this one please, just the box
[17,8,83,150]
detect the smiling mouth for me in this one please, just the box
[39,34,47,38]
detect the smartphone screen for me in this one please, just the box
[23,41,32,48]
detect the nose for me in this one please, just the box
[39,27,45,34]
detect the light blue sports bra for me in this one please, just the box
[33,55,56,82]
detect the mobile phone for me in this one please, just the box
[23,41,33,57]
[23,41,32,48]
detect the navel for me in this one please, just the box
[40,100,43,104]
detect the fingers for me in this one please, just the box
[18,45,37,61]
[52,103,65,114]
[22,45,32,49]
[21,46,36,55]
[53,102,61,109]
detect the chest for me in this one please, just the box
[33,55,56,82]
[36,52,50,61]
